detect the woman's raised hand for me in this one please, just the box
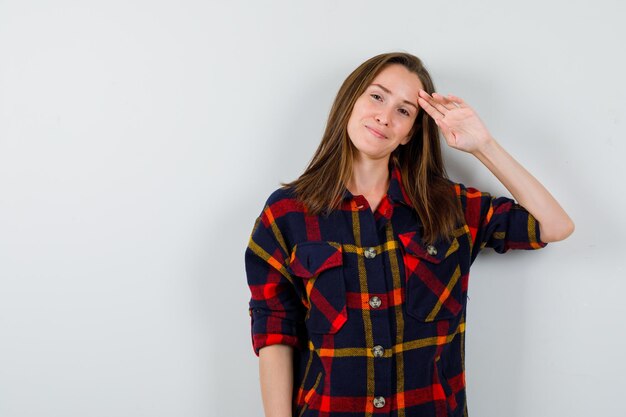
[417,90,494,154]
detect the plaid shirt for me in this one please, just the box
[245,164,546,417]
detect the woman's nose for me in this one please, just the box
[376,107,391,125]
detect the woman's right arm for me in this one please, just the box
[259,344,294,417]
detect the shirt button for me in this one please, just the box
[373,396,386,408]
[426,245,438,256]
[369,296,382,309]
[372,345,384,358]
[364,247,377,259]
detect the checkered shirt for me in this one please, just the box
[245,163,546,417]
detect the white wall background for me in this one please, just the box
[1,1,624,416]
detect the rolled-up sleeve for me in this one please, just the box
[458,183,547,263]
[245,207,305,357]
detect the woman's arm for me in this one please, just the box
[470,137,574,242]
[417,90,574,243]
[258,344,294,417]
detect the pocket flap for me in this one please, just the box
[398,231,459,264]
[287,241,343,278]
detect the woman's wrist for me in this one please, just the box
[471,135,499,161]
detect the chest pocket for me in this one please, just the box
[286,241,347,335]
[398,231,463,322]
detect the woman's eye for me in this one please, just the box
[399,108,410,116]
[370,93,382,101]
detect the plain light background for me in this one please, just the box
[1,1,624,416]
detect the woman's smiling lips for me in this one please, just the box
[366,126,387,139]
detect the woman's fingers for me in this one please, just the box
[417,96,444,120]
[418,91,447,118]
[422,92,451,115]
[419,90,460,116]
[444,94,468,110]
[431,93,458,111]
[418,90,469,126]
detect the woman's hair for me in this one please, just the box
[281,52,463,244]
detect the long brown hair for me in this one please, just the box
[281,52,463,244]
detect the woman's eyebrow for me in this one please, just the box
[370,83,418,110]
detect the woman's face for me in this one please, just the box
[347,64,423,162]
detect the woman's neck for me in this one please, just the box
[347,157,390,197]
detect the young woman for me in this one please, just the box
[245,52,574,417]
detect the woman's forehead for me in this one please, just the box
[370,64,423,99]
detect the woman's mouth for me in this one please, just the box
[366,126,387,139]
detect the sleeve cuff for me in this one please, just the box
[252,334,302,357]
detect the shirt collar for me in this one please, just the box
[387,163,413,208]
[341,163,413,208]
